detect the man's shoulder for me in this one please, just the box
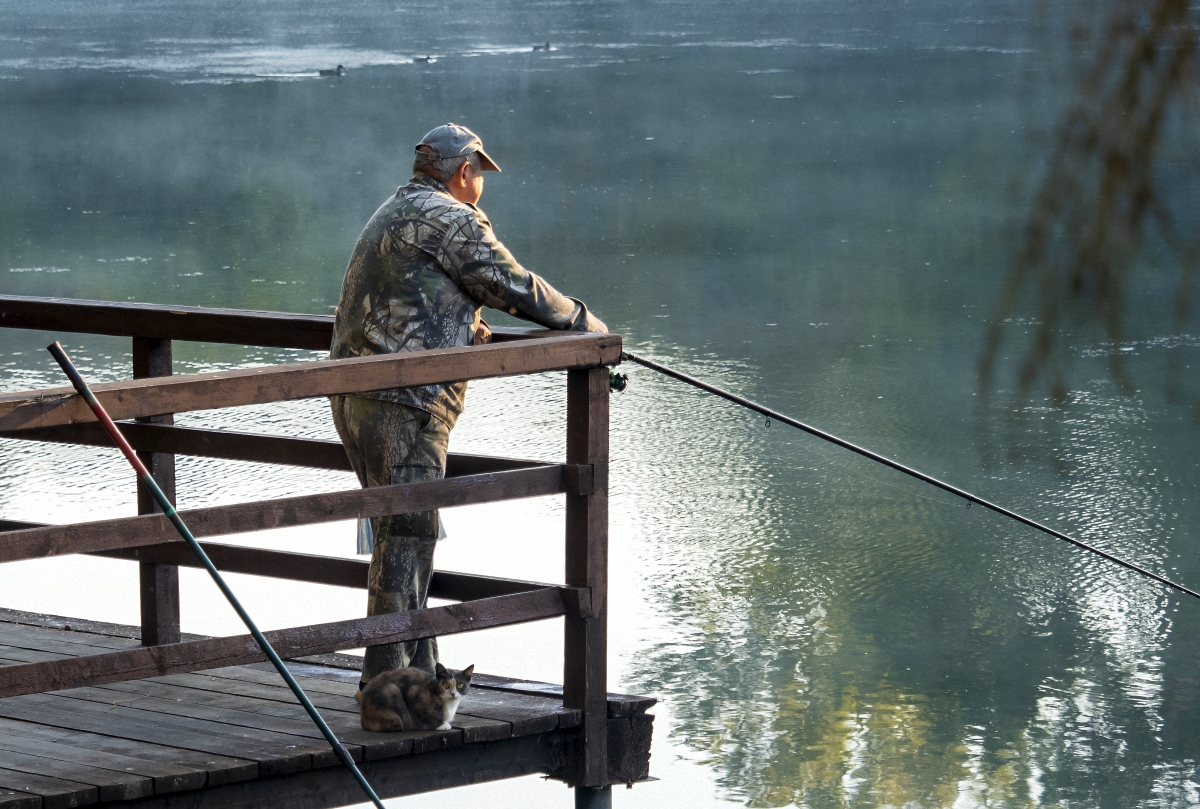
[396,179,479,224]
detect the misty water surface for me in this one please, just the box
[2,1,1200,806]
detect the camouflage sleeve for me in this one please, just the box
[435,208,607,333]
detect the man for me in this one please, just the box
[329,123,607,698]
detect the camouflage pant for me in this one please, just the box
[330,395,450,681]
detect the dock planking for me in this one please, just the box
[0,612,652,807]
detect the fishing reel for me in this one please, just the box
[608,368,629,393]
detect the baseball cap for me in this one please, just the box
[415,123,501,172]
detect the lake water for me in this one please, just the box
[3,1,1200,806]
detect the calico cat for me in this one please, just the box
[359,663,474,732]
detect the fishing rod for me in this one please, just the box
[46,342,387,809]
[620,351,1200,603]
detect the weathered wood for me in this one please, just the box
[0,633,123,661]
[0,588,570,698]
[47,685,356,749]
[108,731,573,809]
[133,336,181,648]
[0,767,97,809]
[0,693,325,776]
[0,748,153,802]
[564,367,610,788]
[0,332,622,432]
[0,616,653,795]
[0,295,336,349]
[0,294,548,349]
[1,421,544,476]
[0,790,39,809]
[145,672,368,719]
[607,714,654,786]
[0,719,210,793]
[88,542,582,608]
[0,465,572,563]
[471,674,657,718]
[454,689,580,736]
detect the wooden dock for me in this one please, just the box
[0,295,653,808]
[0,609,653,808]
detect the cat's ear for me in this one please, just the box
[462,664,475,677]
[435,662,448,678]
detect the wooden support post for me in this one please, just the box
[132,337,180,646]
[564,367,609,799]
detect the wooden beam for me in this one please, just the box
[133,336,181,647]
[0,332,622,432]
[0,588,573,698]
[0,294,550,349]
[564,367,610,788]
[0,295,336,349]
[86,540,584,607]
[1,422,545,476]
[0,464,578,563]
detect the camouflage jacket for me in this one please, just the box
[330,174,606,427]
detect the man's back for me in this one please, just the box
[331,172,603,426]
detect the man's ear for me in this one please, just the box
[454,160,471,187]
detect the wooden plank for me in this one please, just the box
[75,679,426,761]
[0,295,549,349]
[470,674,657,718]
[564,366,610,787]
[0,464,571,563]
[0,694,319,777]
[0,295,336,349]
[450,714,511,745]
[0,626,136,657]
[226,659,652,720]
[0,767,97,809]
[112,731,573,809]
[95,679,357,722]
[0,790,39,809]
[0,588,570,698]
[0,610,142,642]
[0,721,253,790]
[1,422,545,477]
[21,691,339,765]
[90,544,574,604]
[0,332,622,432]
[454,690,579,736]
[43,686,353,749]
[0,719,210,793]
[0,749,151,802]
[157,664,562,739]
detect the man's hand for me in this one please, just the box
[474,321,493,344]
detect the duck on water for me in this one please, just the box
[319,64,345,76]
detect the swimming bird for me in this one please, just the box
[319,65,345,77]
[413,56,433,64]
[532,42,550,52]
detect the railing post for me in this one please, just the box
[132,336,180,645]
[564,367,609,806]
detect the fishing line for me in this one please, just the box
[47,342,388,809]
[620,351,1200,602]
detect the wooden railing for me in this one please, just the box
[0,294,617,790]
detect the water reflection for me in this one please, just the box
[2,2,1200,806]
[981,0,1200,403]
